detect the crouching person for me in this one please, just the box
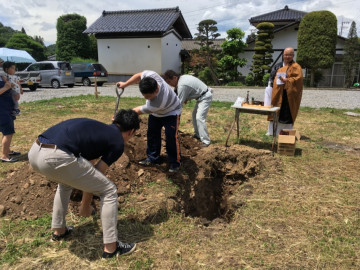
[28,109,140,258]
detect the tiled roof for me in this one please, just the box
[181,38,225,51]
[249,5,307,25]
[84,7,192,38]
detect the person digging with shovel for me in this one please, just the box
[28,109,140,259]
[117,70,182,173]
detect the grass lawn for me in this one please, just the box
[0,95,359,269]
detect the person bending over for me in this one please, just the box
[28,109,140,259]
[164,70,212,147]
[117,70,182,173]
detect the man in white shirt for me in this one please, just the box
[117,70,182,172]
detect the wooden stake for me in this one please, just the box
[94,77,98,99]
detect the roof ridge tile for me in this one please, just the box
[102,7,179,16]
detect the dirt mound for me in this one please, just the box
[0,120,279,223]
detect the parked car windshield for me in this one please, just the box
[27,64,40,71]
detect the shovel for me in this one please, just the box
[114,86,124,117]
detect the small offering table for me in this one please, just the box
[225,104,280,154]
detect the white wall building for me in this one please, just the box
[84,7,192,81]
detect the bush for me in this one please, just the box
[262,73,270,86]
[198,67,214,85]
[245,73,255,86]
[71,57,97,63]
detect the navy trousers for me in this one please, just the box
[146,114,181,167]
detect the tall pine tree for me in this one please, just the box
[195,19,220,85]
[251,22,274,85]
[342,21,360,88]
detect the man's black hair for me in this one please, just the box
[163,70,179,81]
[139,77,158,94]
[2,61,16,73]
[113,109,140,131]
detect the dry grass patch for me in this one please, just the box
[1,96,359,269]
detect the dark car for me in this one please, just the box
[71,63,108,86]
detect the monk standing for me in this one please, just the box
[268,47,303,135]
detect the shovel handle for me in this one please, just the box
[115,87,124,98]
[114,87,124,116]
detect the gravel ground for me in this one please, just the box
[19,84,360,109]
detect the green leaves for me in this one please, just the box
[251,22,274,85]
[297,11,337,70]
[218,28,247,81]
[56,14,91,62]
[6,33,46,61]
[342,21,360,88]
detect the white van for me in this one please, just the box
[23,61,75,89]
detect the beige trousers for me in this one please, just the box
[28,142,118,244]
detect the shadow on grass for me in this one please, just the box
[67,215,155,261]
[233,139,303,156]
[235,138,274,151]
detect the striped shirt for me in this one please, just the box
[140,70,181,117]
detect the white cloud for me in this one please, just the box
[0,0,359,45]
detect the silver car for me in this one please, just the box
[23,61,75,89]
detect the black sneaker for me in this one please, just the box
[51,226,74,242]
[139,158,156,166]
[169,164,180,173]
[1,157,18,163]
[9,151,21,156]
[192,134,200,140]
[102,241,136,259]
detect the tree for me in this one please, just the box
[6,33,46,61]
[297,11,337,87]
[218,28,247,82]
[195,19,220,85]
[342,21,360,88]
[56,13,90,61]
[45,44,56,58]
[88,35,98,61]
[33,35,45,46]
[184,49,207,76]
[251,22,274,85]
[0,22,18,47]
[21,27,26,34]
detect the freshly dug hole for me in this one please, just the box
[173,146,275,222]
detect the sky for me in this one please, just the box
[0,0,359,46]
